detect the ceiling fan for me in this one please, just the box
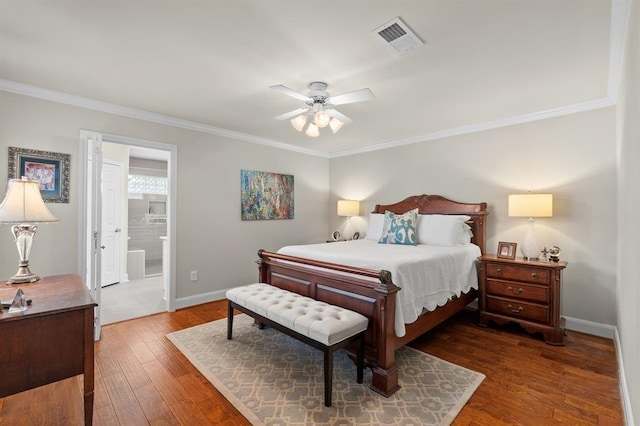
[270,82,374,137]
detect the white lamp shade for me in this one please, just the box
[305,123,320,137]
[337,200,360,217]
[314,111,331,128]
[329,118,344,134]
[290,115,307,132]
[0,178,58,223]
[508,193,553,218]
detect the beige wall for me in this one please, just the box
[0,91,330,299]
[330,107,618,326]
[617,0,639,421]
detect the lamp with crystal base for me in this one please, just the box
[508,193,552,260]
[0,177,58,284]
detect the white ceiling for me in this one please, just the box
[0,1,624,156]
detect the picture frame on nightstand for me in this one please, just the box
[497,241,517,260]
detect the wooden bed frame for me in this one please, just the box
[257,194,488,397]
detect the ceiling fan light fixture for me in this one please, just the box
[305,123,320,137]
[290,114,307,132]
[314,111,331,128]
[272,82,374,138]
[329,117,344,134]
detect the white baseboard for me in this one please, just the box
[564,316,616,339]
[614,328,635,426]
[175,288,228,309]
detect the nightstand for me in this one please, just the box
[477,254,568,345]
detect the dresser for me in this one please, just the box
[477,255,567,345]
[0,274,97,424]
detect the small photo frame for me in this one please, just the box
[332,230,341,241]
[497,241,517,260]
[8,147,70,203]
[352,231,360,240]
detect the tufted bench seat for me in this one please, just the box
[226,283,369,407]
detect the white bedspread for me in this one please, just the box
[277,240,481,337]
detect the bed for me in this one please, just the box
[257,194,488,397]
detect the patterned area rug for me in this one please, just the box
[166,314,485,425]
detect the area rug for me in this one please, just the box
[166,314,485,425]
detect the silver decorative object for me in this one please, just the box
[549,246,561,262]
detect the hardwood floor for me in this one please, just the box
[0,301,624,425]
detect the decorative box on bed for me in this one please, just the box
[257,194,488,397]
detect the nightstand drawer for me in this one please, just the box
[486,279,549,303]
[486,296,549,323]
[486,263,550,284]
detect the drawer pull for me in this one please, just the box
[507,286,523,295]
[495,268,502,274]
[531,272,538,279]
[507,304,523,313]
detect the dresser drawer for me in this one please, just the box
[486,279,549,303]
[486,296,549,323]
[486,263,550,284]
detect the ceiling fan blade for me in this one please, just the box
[269,85,312,102]
[274,107,309,121]
[326,108,353,124]
[328,88,374,106]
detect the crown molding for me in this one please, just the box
[330,97,615,158]
[0,79,329,159]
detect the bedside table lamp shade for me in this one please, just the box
[0,178,58,284]
[337,200,360,217]
[508,193,552,260]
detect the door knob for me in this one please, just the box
[100,245,105,249]
[114,228,121,233]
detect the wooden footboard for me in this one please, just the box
[258,249,402,396]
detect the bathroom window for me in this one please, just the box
[128,175,168,195]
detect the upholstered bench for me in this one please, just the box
[226,283,369,407]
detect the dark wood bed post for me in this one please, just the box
[370,269,401,396]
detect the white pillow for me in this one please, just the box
[417,214,472,246]
[365,213,385,241]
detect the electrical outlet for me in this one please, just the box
[190,270,197,282]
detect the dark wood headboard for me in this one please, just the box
[373,194,488,254]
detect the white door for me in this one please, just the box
[101,161,123,287]
[82,132,104,340]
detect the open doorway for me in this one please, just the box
[79,131,177,339]
[100,145,170,324]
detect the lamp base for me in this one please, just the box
[8,263,40,284]
[520,218,541,261]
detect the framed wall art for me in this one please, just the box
[241,169,294,220]
[8,147,71,203]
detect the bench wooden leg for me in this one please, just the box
[324,347,333,407]
[357,332,364,384]
[227,301,234,340]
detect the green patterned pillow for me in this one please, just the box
[378,208,418,245]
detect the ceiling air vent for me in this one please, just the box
[372,17,424,56]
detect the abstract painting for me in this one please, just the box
[241,170,294,220]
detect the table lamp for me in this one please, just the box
[337,200,360,240]
[0,177,58,284]
[508,193,552,260]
